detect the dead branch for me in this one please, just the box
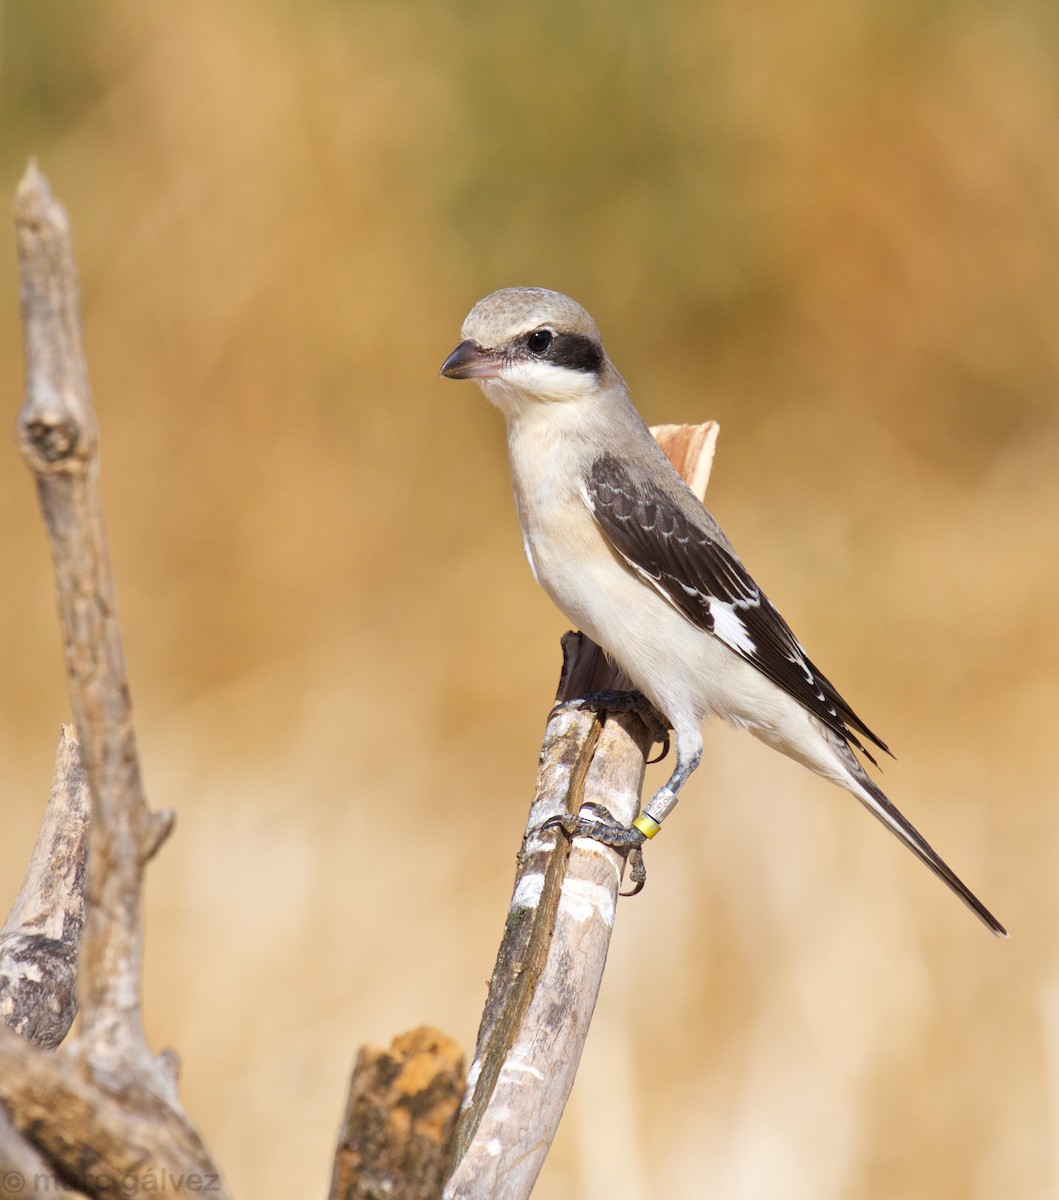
[4,160,227,1198]
[14,159,175,1088]
[330,1027,465,1200]
[443,424,718,1200]
[0,1024,220,1196]
[0,727,92,1199]
[0,1111,86,1199]
[0,726,89,1050]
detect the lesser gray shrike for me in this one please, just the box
[441,286,1005,936]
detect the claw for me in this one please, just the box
[621,847,647,896]
[540,803,650,895]
[646,732,670,765]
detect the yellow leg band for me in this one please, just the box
[633,812,662,839]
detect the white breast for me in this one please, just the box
[500,398,820,759]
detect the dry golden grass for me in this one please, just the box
[0,3,1055,1196]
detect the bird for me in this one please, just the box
[440,286,1006,936]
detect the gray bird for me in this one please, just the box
[441,286,1005,936]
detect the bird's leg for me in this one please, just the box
[541,730,701,896]
[632,738,702,839]
[549,689,671,762]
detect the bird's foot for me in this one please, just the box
[541,802,649,896]
[550,689,670,763]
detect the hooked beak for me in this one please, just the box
[440,340,504,380]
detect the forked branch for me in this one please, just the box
[1,160,226,1198]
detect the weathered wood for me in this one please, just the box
[0,1025,219,1198]
[449,633,611,1164]
[14,160,176,1088]
[8,160,227,1200]
[0,726,90,1050]
[0,1108,87,1199]
[651,421,718,498]
[330,1027,466,1200]
[444,423,719,1200]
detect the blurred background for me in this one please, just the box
[0,2,1055,1196]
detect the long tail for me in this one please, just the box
[842,764,1007,937]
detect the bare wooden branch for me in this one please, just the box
[0,1109,87,1199]
[0,1026,220,1197]
[444,640,651,1200]
[14,159,174,1088]
[445,424,719,1200]
[330,1027,465,1200]
[0,726,89,1050]
[9,160,226,1198]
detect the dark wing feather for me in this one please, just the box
[585,453,890,761]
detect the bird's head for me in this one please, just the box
[440,287,607,415]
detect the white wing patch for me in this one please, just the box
[709,600,757,655]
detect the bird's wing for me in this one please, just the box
[583,452,889,760]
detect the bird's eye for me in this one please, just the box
[526,329,554,355]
